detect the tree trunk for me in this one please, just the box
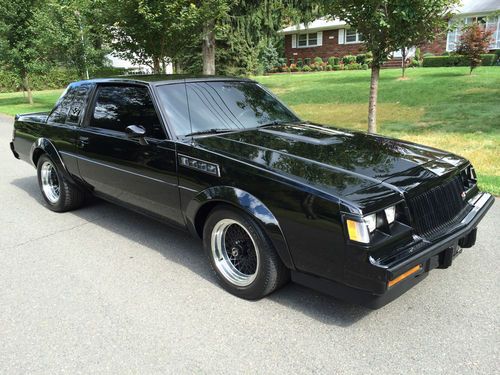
[368,65,380,134]
[401,48,406,78]
[153,56,161,74]
[23,74,33,105]
[202,20,216,75]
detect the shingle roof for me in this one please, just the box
[457,0,500,15]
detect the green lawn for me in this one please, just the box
[1,67,498,194]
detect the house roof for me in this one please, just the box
[280,17,347,35]
[457,0,500,15]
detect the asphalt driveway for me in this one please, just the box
[1,113,498,374]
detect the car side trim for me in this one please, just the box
[59,151,179,187]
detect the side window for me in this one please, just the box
[66,84,92,125]
[47,88,74,124]
[91,85,165,139]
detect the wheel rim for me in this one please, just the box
[211,219,260,287]
[40,161,60,204]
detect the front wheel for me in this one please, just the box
[37,154,85,212]
[203,206,289,300]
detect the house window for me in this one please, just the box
[447,15,500,51]
[297,32,318,47]
[345,29,363,43]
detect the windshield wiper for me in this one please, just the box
[185,128,233,137]
[257,120,295,128]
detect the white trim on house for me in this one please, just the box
[291,31,323,48]
[344,29,364,44]
[281,17,346,34]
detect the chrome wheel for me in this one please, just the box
[211,219,260,287]
[40,161,60,204]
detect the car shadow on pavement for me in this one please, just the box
[10,175,372,326]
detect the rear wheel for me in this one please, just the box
[203,206,289,299]
[37,154,85,212]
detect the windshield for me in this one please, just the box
[156,81,299,137]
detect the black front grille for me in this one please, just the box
[407,175,467,237]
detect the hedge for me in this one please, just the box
[423,54,497,67]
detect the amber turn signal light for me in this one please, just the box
[388,265,422,287]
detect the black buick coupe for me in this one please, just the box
[10,75,494,308]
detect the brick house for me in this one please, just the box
[280,0,500,65]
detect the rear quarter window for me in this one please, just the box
[47,83,92,125]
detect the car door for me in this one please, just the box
[45,82,93,178]
[75,83,184,226]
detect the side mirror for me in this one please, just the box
[125,125,148,145]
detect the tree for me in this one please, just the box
[456,22,493,74]
[187,0,318,75]
[0,0,42,104]
[98,0,196,74]
[321,0,459,133]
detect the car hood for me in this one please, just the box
[195,123,468,209]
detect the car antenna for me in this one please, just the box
[183,78,194,143]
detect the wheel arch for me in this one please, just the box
[186,186,295,270]
[30,138,76,185]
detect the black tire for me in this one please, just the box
[203,205,289,300]
[36,154,85,212]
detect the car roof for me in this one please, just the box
[71,74,254,86]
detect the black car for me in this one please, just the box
[10,75,494,308]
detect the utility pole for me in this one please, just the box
[75,10,89,80]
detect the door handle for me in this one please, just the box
[77,136,90,148]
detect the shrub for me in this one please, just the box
[297,66,303,72]
[327,56,338,66]
[422,56,451,67]
[302,65,312,72]
[296,58,303,68]
[346,63,361,70]
[304,58,311,66]
[342,55,356,65]
[415,47,422,62]
[423,52,435,57]
[313,56,323,65]
[495,50,500,64]
[332,65,341,71]
[361,63,369,70]
[481,54,496,66]
[259,44,279,73]
[409,58,420,67]
[289,63,298,72]
[325,64,333,71]
[315,65,324,71]
[356,54,366,64]
[289,58,295,66]
[448,54,468,66]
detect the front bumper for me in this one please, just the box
[292,192,494,309]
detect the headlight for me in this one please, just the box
[346,205,397,244]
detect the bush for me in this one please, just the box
[423,56,451,67]
[342,55,356,65]
[423,52,435,57]
[296,58,303,68]
[346,63,361,70]
[422,54,496,68]
[289,63,298,72]
[327,56,339,66]
[260,44,280,73]
[304,58,311,66]
[289,58,295,66]
[481,54,496,66]
[302,65,312,72]
[332,65,342,71]
[313,56,323,65]
[355,54,366,64]
[0,69,20,92]
[448,54,468,66]
[325,64,333,71]
[361,63,369,70]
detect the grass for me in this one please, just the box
[0,67,498,194]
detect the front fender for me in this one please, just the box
[30,138,76,185]
[185,186,295,270]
